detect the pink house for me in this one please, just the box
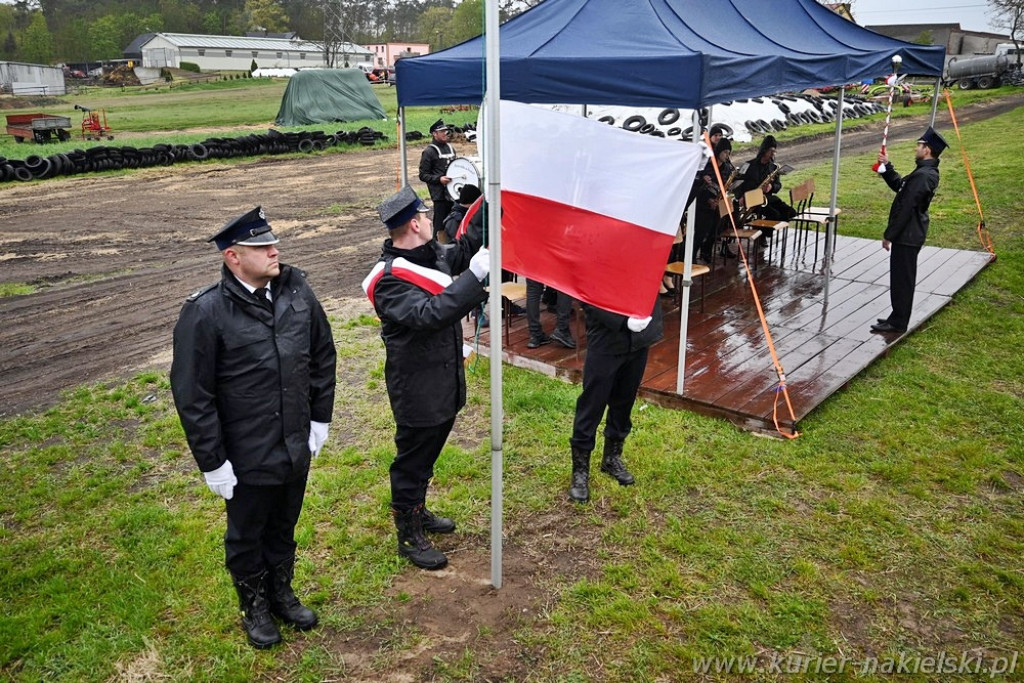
[363,43,431,68]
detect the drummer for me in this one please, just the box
[418,119,457,239]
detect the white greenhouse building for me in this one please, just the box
[138,33,372,72]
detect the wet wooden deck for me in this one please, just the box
[466,231,993,435]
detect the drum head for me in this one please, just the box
[446,157,481,201]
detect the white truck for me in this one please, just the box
[945,42,1023,89]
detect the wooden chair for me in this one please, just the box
[711,188,763,272]
[789,177,838,262]
[664,261,710,312]
[497,281,527,346]
[480,280,528,346]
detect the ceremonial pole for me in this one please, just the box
[872,55,903,175]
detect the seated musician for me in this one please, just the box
[695,136,735,263]
[736,134,797,225]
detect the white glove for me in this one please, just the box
[308,420,329,458]
[203,460,237,500]
[468,247,490,282]
[627,316,652,333]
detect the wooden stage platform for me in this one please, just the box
[466,232,993,435]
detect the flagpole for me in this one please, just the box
[483,0,504,590]
[676,109,700,394]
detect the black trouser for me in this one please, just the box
[224,474,307,576]
[391,418,456,510]
[526,280,571,339]
[694,198,718,260]
[887,242,920,330]
[431,198,453,239]
[570,347,649,453]
[759,194,797,223]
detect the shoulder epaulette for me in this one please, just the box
[186,283,218,302]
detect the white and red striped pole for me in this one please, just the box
[873,54,903,174]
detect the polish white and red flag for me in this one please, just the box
[493,100,703,318]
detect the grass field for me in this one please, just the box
[0,101,1021,681]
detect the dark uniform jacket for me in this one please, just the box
[171,264,336,485]
[418,142,457,201]
[364,229,486,428]
[737,157,782,197]
[881,158,940,248]
[582,300,664,356]
[443,203,469,241]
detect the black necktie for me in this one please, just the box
[254,287,272,310]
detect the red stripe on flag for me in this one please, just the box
[501,190,674,318]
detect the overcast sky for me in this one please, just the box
[850,0,1003,34]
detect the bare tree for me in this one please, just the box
[990,0,1023,65]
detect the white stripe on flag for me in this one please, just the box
[498,100,703,237]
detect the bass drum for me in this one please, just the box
[446,156,482,201]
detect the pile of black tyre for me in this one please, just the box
[0,127,391,184]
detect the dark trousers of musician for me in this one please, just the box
[759,195,797,223]
[570,348,649,453]
[887,243,920,330]
[526,280,572,337]
[224,475,307,575]
[391,418,456,510]
[431,198,453,240]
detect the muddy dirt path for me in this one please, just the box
[1,94,1020,417]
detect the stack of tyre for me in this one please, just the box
[0,128,395,183]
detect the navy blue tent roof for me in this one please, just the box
[396,0,945,108]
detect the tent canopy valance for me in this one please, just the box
[396,0,945,108]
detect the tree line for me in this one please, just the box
[0,0,541,66]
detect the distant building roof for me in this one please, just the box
[824,3,854,23]
[245,31,298,40]
[140,32,370,56]
[124,32,157,59]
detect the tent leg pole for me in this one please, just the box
[929,76,941,128]
[676,110,701,395]
[398,107,408,187]
[824,87,845,307]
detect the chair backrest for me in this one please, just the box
[718,198,732,219]
[789,178,811,212]
[805,176,817,207]
[742,187,764,212]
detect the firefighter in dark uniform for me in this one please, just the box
[361,186,489,570]
[568,300,664,503]
[171,207,336,649]
[871,126,946,334]
[418,119,457,239]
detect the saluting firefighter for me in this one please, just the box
[171,207,336,649]
[418,118,457,239]
[362,186,489,570]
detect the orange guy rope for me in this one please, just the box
[704,132,800,439]
[943,90,995,255]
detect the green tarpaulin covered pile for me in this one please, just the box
[275,69,386,125]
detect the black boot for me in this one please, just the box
[422,505,456,534]
[568,447,591,503]
[393,505,448,570]
[420,480,455,533]
[268,557,318,631]
[231,570,282,649]
[600,438,635,486]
